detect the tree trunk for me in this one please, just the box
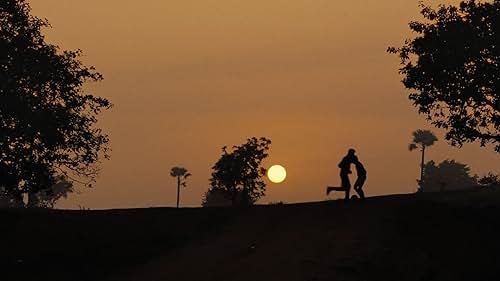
[420,146,426,188]
[231,191,238,207]
[231,187,239,207]
[27,192,38,208]
[241,186,249,207]
[12,193,25,208]
[176,177,180,208]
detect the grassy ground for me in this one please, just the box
[2,189,500,281]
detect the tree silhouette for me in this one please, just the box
[170,167,191,208]
[409,129,438,189]
[419,160,477,192]
[208,137,271,207]
[388,1,500,152]
[0,0,111,207]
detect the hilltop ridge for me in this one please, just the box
[2,190,500,281]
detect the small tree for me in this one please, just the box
[201,189,232,207]
[409,129,438,189]
[170,167,191,208]
[208,137,271,207]
[419,160,477,192]
[388,1,500,152]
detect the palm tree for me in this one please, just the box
[170,166,191,208]
[409,129,438,190]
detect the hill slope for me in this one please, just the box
[2,190,500,281]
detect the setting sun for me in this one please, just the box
[267,165,287,184]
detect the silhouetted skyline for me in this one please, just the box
[28,0,499,209]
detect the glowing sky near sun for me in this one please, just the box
[27,0,499,209]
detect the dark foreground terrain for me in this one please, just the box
[2,189,500,281]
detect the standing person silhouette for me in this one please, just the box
[353,160,367,199]
[327,148,358,200]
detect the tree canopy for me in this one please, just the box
[208,137,271,207]
[0,0,111,207]
[409,129,438,150]
[389,0,500,152]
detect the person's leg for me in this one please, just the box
[341,173,351,201]
[354,177,366,199]
[326,186,345,195]
[354,186,365,199]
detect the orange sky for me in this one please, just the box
[29,0,499,209]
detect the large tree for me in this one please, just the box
[389,1,500,152]
[208,137,271,207]
[0,0,111,207]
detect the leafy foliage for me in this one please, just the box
[409,129,438,151]
[208,137,271,207]
[389,1,500,152]
[478,172,500,187]
[0,0,111,207]
[419,159,478,192]
[170,167,191,179]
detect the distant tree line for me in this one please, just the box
[408,129,499,193]
[419,159,499,192]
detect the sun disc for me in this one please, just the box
[268,165,287,183]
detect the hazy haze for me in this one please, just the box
[28,0,499,209]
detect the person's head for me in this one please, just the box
[348,148,356,156]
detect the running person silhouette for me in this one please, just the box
[327,148,358,200]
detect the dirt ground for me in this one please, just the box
[2,190,500,281]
